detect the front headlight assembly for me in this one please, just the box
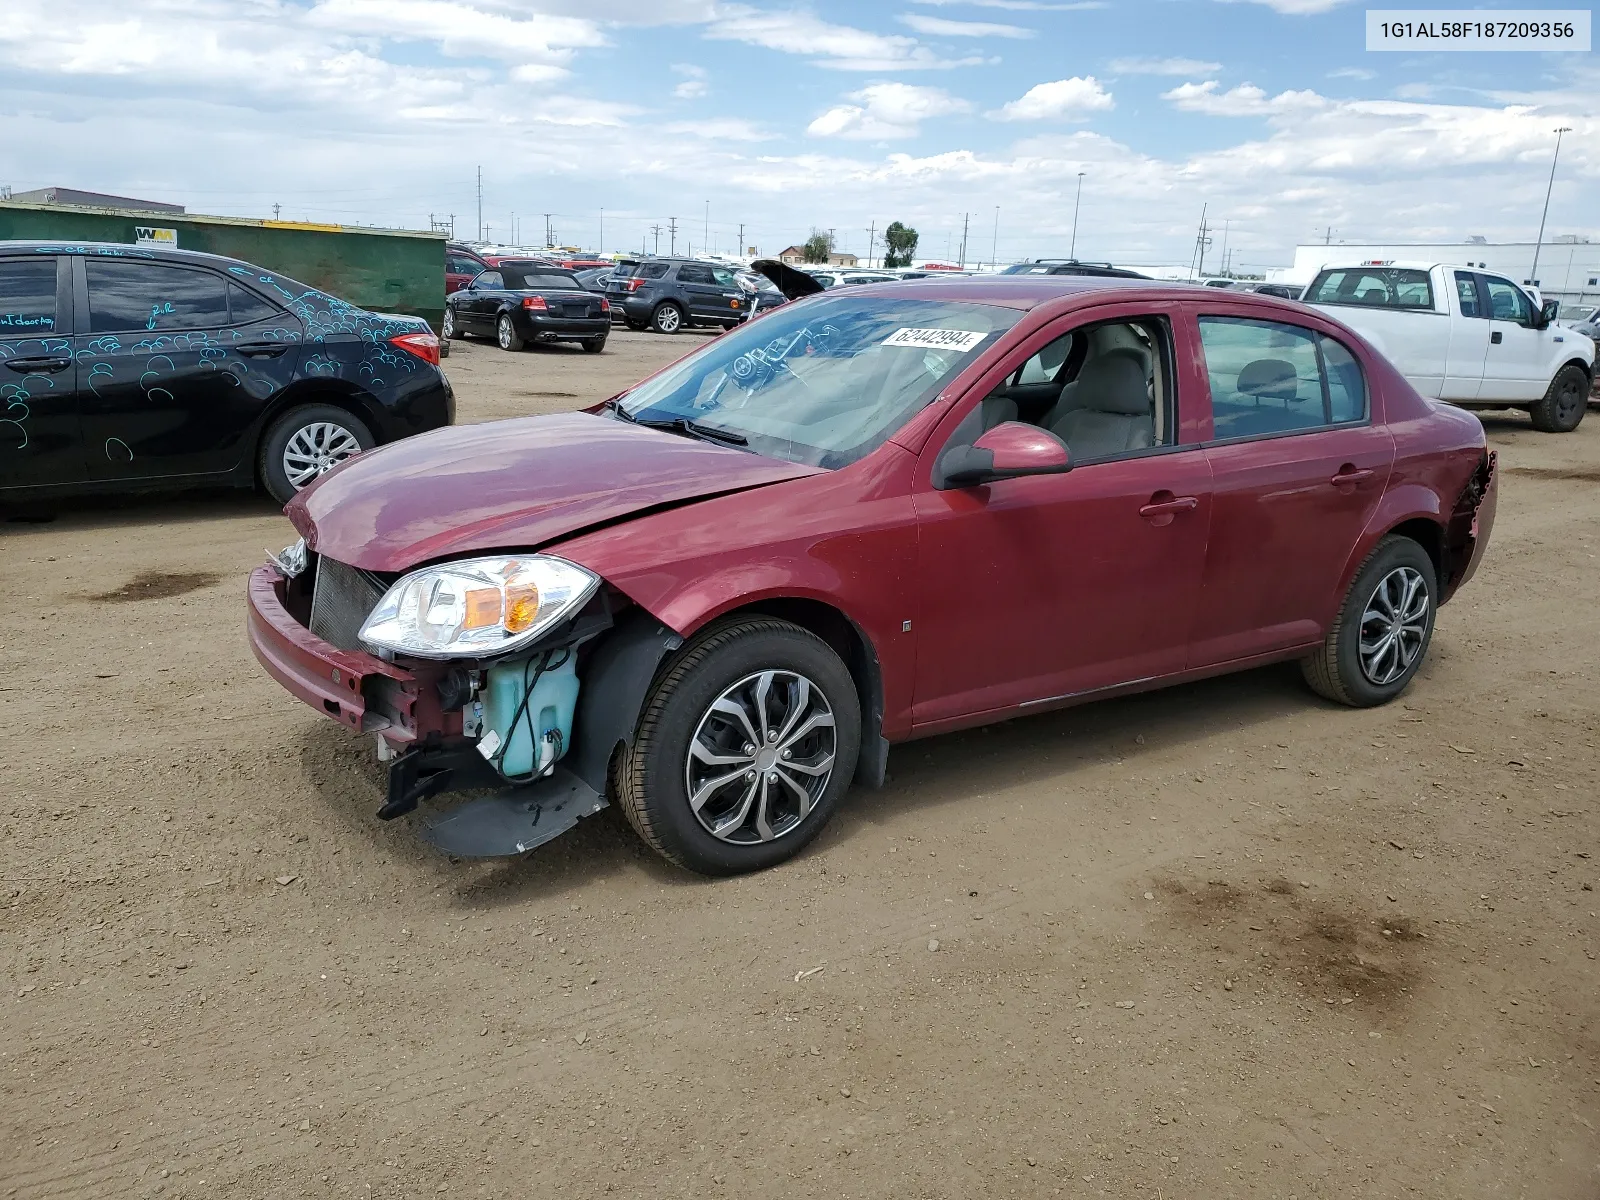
[359,555,599,660]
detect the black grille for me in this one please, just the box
[309,557,386,652]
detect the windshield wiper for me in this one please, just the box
[616,409,748,447]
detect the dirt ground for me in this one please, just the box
[3,328,1597,1199]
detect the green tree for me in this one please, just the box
[802,230,833,264]
[882,221,918,268]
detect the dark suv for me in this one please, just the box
[1001,259,1149,279]
[0,242,453,505]
[604,258,757,333]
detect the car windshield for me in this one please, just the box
[616,295,1022,469]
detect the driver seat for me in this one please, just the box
[1047,353,1153,459]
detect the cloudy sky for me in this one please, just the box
[2,0,1594,270]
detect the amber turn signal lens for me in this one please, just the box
[462,587,502,631]
[504,582,541,633]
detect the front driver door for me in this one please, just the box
[1480,275,1547,402]
[911,308,1213,729]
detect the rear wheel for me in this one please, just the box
[442,308,461,340]
[1301,536,1436,707]
[617,618,860,875]
[496,312,524,352]
[1528,364,1588,433]
[582,335,607,354]
[650,302,684,334]
[259,404,374,505]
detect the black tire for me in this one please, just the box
[258,403,375,506]
[496,312,525,352]
[1301,536,1437,708]
[617,618,861,875]
[1528,364,1588,433]
[441,307,461,340]
[582,335,607,354]
[625,319,647,332]
[650,302,684,334]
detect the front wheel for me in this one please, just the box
[617,618,861,875]
[1528,364,1588,433]
[1301,536,1437,707]
[650,302,684,334]
[259,404,375,505]
[496,313,525,352]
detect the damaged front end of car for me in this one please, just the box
[248,542,683,857]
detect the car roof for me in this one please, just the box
[813,273,1319,315]
[0,239,265,273]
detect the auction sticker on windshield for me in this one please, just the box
[883,328,988,351]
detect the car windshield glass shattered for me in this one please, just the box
[616,296,1022,468]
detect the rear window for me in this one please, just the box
[628,263,669,280]
[503,268,581,290]
[1305,268,1435,311]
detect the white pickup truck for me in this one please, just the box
[1303,261,1595,432]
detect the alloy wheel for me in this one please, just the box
[442,309,455,338]
[497,316,513,349]
[1358,565,1429,685]
[655,305,681,333]
[684,670,836,844]
[282,421,363,489]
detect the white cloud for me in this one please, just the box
[1109,56,1223,76]
[663,117,773,140]
[910,0,1105,10]
[1162,80,1327,116]
[1328,66,1376,80]
[990,76,1113,121]
[672,62,708,97]
[1218,0,1358,12]
[705,6,985,70]
[808,82,971,139]
[307,0,605,65]
[898,14,1035,37]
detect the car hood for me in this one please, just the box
[287,412,823,573]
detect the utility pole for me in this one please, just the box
[990,206,999,271]
[1220,219,1230,277]
[543,213,553,249]
[599,207,604,255]
[1324,225,1332,246]
[865,220,875,269]
[476,166,483,241]
[668,216,678,255]
[828,228,836,263]
[958,212,969,270]
[1070,172,1085,258]
[651,223,662,254]
[1530,125,1572,286]
[511,212,516,245]
[272,202,281,220]
[737,223,745,256]
[704,200,710,255]
[1190,204,1212,279]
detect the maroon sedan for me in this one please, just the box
[248,277,1497,873]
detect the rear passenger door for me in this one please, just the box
[1190,312,1394,668]
[675,263,724,323]
[78,257,302,482]
[0,255,84,489]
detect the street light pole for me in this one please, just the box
[1529,125,1572,285]
[990,206,999,271]
[1069,172,1085,259]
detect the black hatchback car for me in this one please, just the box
[443,262,610,353]
[0,242,452,505]
[604,258,759,333]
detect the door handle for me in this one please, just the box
[1330,466,1374,487]
[1138,494,1199,525]
[233,341,291,358]
[1490,331,1503,344]
[4,356,71,374]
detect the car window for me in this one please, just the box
[1482,276,1533,326]
[86,261,230,333]
[1454,271,1485,319]
[1305,267,1435,310]
[228,283,281,325]
[472,271,504,290]
[712,268,738,287]
[503,268,581,289]
[618,295,1023,469]
[447,255,480,275]
[1199,316,1367,439]
[0,259,59,335]
[678,264,714,284]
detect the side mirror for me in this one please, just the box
[1537,299,1559,329]
[940,422,1072,488]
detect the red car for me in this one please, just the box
[445,245,488,297]
[248,277,1497,874]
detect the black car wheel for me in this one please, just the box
[650,302,684,334]
[496,312,525,352]
[582,335,607,354]
[1528,364,1588,433]
[442,308,461,340]
[259,404,375,506]
[625,319,647,332]
[1301,536,1436,708]
[617,618,861,876]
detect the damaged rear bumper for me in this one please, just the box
[1442,450,1497,600]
